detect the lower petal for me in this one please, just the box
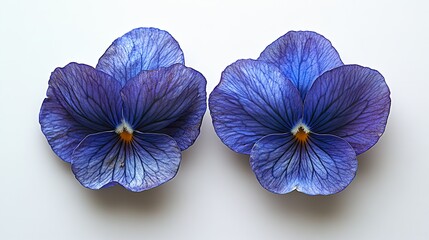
[71,132,181,191]
[120,132,181,191]
[250,133,357,195]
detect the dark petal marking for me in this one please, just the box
[209,59,303,154]
[39,97,94,163]
[250,133,357,195]
[304,65,391,155]
[96,27,184,86]
[121,63,206,151]
[258,31,343,99]
[71,132,181,192]
[48,63,123,131]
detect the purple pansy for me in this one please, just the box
[209,31,390,195]
[40,28,206,191]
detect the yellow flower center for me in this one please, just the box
[294,126,308,143]
[291,123,310,143]
[116,120,134,143]
[120,131,133,143]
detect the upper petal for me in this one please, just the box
[71,132,181,191]
[48,63,123,131]
[39,97,94,163]
[209,59,303,154]
[303,65,391,155]
[121,64,206,151]
[96,27,184,86]
[258,31,343,99]
[250,133,357,195]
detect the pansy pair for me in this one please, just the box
[40,28,390,195]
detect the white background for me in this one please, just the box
[1,0,428,239]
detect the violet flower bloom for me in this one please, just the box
[40,28,206,192]
[209,31,390,195]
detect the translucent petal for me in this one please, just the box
[258,31,343,98]
[96,27,184,86]
[304,65,391,155]
[250,133,357,195]
[48,63,122,131]
[121,64,206,151]
[39,97,93,163]
[209,59,302,154]
[71,132,181,191]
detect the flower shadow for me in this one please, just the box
[83,127,212,216]
[79,117,217,215]
[40,133,72,175]
[226,143,365,220]
[85,183,172,216]
[263,189,350,220]
[230,152,349,219]
[226,118,396,221]
[42,139,173,215]
[354,119,395,181]
[39,133,171,215]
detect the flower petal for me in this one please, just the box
[96,27,184,86]
[71,132,181,191]
[39,97,93,163]
[209,59,302,154]
[303,65,391,155]
[48,63,123,131]
[250,133,357,195]
[258,31,343,98]
[121,64,206,151]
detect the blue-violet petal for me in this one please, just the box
[209,59,303,154]
[39,97,94,163]
[121,63,206,151]
[97,27,184,86]
[48,63,123,131]
[250,133,357,195]
[258,31,343,98]
[71,132,181,192]
[303,65,391,155]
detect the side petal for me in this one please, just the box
[96,27,184,86]
[303,65,391,155]
[48,63,123,131]
[250,133,357,195]
[39,97,94,163]
[121,64,206,151]
[71,132,181,191]
[258,31,343,98]
[209,59,302,154]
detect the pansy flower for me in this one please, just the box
[40,28,206,192]
[209,31,390,195]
